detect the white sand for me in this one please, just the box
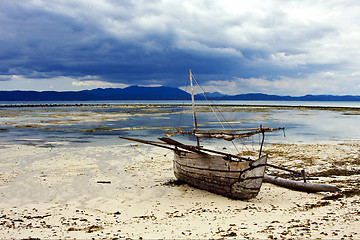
[0,141,359,239]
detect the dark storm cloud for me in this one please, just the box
[1,0,360,95]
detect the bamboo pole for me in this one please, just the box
[158,137,251,161]
[259,125,265,158]
[118,136,188,153]
[266,163,304,176]
[189,69,200,147]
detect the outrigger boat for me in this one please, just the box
[120,70,284,200]
[120,70,340,200]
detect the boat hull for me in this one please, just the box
[174,152,267,200]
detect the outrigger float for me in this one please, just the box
[120,70,340,199]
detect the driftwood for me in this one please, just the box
[264,174,341,193]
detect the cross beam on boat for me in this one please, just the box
[166,127,284,141]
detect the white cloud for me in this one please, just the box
[71,80,128,89]
[0,75,128,91]
[197,70,360,96]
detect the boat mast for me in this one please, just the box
[189,69,200,147]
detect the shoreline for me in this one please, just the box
[0,141,359,239]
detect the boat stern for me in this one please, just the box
[230,155,268,199]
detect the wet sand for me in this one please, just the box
[0,140,359,239]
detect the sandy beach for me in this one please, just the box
[3,0,360,238]
[1,139,359,239]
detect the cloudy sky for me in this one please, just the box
[1,0,360,96]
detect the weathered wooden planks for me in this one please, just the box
[174,152,267,199]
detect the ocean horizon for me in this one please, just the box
[1,100,360,108]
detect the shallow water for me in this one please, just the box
[0,104,359,148]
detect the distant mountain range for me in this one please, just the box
[1,85,360,101]
[0,86,190,101]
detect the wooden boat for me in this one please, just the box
[173,148,268,199]
[120,70,284,199]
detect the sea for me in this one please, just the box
[0,100,359,147]
[1,100,360,108]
